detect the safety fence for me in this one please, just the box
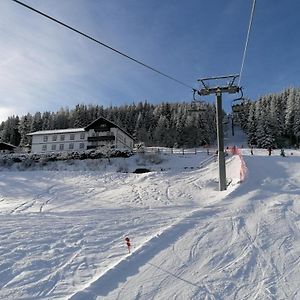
[134,147,217,155]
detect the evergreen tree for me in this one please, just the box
[292,90,300,147]
[31,112,43,132]
[0,116,21,145]
[153,115,170,146]
[247,103,257,145]
[19,113,33,147]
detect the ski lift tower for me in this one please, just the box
[197,75,240,191]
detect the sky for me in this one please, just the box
[0,0,300,122]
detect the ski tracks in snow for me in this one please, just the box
[74,192,300,299]
[9,184,58,214]
[69,207,221,300]
[3,155,300,299]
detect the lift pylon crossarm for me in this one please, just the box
[197,74,240,96]
[198,85,240,96]
[197,74,239,83]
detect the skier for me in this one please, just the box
[268,146,272,156]
[280,149,285,157]
[250,147,253,155]
[125,237,131,253]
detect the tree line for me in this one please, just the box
[235,87,300,148]
[0,101,217,148]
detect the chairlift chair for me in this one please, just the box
[231,88,247,113]
[189,90,207,112]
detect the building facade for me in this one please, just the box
[27,117,134,153]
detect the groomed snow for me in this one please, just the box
[1,144,300,299]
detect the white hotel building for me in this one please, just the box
[27,117,134,154]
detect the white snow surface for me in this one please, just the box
[1,144,300,299]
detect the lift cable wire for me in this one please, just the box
[238,0,257,86]
[11,0,195,91]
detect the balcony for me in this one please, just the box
[87,145,97,150]
[94,126,111,132]
[87,135,115,142]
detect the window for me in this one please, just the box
[79,143,85,149]
[42,144,47,151]
[70,133,75,140]
[59,144,64,151]
[69,143,74,150]
[60,135,65,141]
[43,136,48,142]
[51,144,56,151]
[80,133,85,139]
[52,135,57,141]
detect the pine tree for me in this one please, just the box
[292,90,300,147]
[285,88,296,143]
[18,114,33,147]
[0,116,21,145]
[256,98,275,148]
[31,112,43,132]
[247,103,257,145]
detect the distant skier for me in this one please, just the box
[280,149,286,157]
[250,147,254,155]
[268,146,272,156]
[125,237,131,253]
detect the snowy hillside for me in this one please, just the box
[1,144,300,299]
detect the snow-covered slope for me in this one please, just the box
[70,153,300,300]
[1,147,300,299]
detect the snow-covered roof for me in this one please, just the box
[27,128,85,136]
[0,142,16,149]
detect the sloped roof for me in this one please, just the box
[27,128,85,136]
[85,117,134,140]
[26,117,134,140]
[0,142,16,150]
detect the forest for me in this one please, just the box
[1,86,300,149]
[0,101,217,148]
[236,87,300,148]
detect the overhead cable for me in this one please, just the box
[11,0,195,90]
[238,0,257,86]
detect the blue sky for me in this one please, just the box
[0,0,299,122]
